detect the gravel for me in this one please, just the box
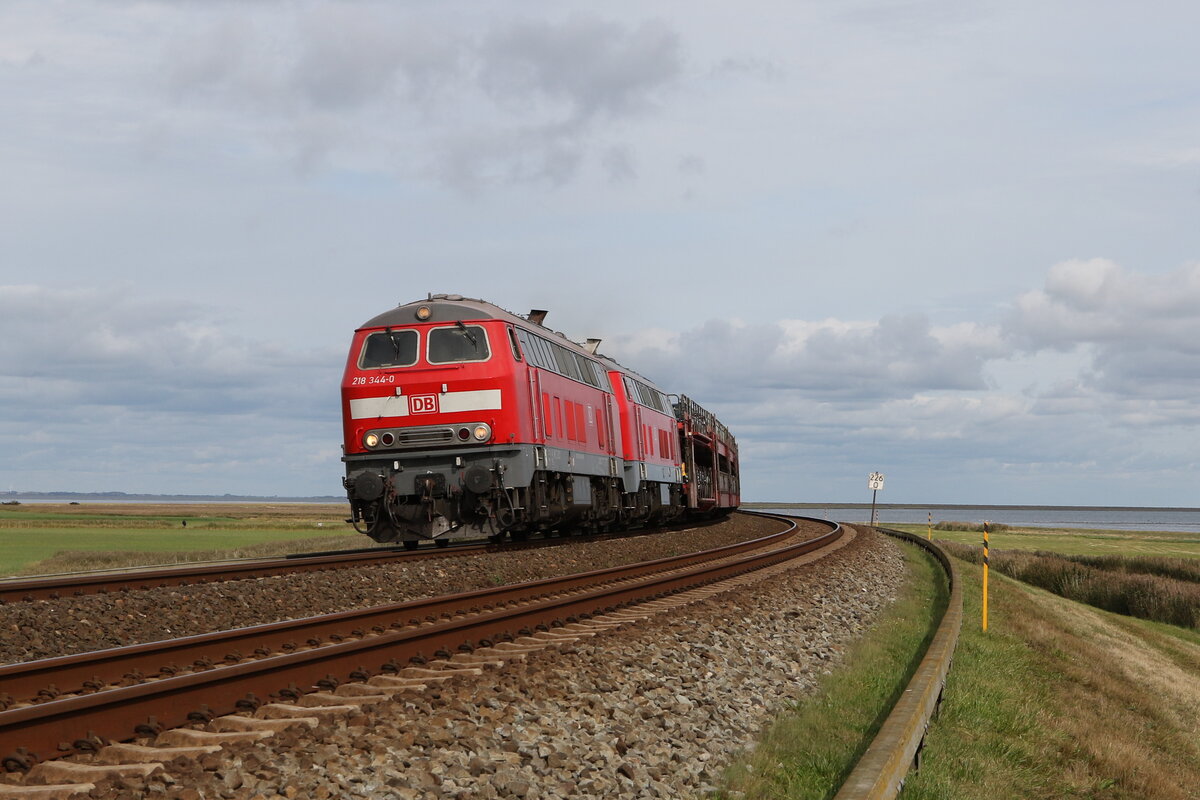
[1,514,797,665]
[84,524,904,799]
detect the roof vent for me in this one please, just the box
[585,338,602,354]
[528,309,548,326]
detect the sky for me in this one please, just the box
[3,1,1200,506]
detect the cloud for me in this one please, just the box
[0,284,341,419]
[607,313,1006,403]
[594,261,1200,502]
[159,10,682,186]
[478,17,680,123]
[0,284,347,494]
[1007,258,1200,404]
[601,145,637,183]
[290,9,454,111]
[1010,258,1200,346]
[5,258,1200,501]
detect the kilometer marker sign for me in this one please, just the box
[867,472,884,526]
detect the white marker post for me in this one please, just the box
[867,472,885,526]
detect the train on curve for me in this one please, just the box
[340,295,740,547]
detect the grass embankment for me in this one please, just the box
[900,560,1200,799]
[718,541,948,798]
[0,503,360,577]
[889,522,1200,560]
[723,527,1200,800]
[941,541,1200,630]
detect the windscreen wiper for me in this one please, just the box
[456,320,478,346]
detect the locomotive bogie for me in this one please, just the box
[343,441,637,544]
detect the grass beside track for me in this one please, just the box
[717,540,948,799]
[0,503,357,576]
[939,541,1200,630]
[887,523,1200,560]
[720,527,1200,800]
[900,558,1200,799]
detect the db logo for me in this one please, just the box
[409,394,438,414]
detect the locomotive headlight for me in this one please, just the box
[364,433,380,448]
[472,424,492,441]
[416,305,432,321]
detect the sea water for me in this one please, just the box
[767,506,1200,534]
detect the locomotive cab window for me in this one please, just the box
[428,324,490,364]
[360,329,419,369]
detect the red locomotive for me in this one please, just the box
[340,295,740,546]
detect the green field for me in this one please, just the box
[0,503,359,576]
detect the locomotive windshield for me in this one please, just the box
[428,325,490,363]
[360,329,419,369]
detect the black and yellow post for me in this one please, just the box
[927,511,932,540]
[982,520,990,632]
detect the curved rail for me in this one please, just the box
[833,527,963,800]
[0,516,803,706]
[1,514,828,769]
[0,544,488,604]
[0,515,751,603]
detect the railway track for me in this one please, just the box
[0,520,711,605]
[0,541,486,605]
[1,513,830,779]
[0,516,960,799]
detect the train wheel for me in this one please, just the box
[434,538,449,548]
[403,540,418,551]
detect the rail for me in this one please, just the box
[833,527,962,800]
[0,516,746,603]
[0,544,489,604]
[1,514,837,769]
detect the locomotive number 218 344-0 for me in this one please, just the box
[351,375,397,386]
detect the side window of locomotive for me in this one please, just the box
[621,376,665,412]
[552,344,584,382]
[573,353,599,387]
[508,328,523,361]
[428,325,490,364]
[518,330,551,371]
[533,337,554,371]
[537,338,557,372]
[590,362,611,392]
[623,376,639,403]
[643,384,665,413]
[516,330,537,367]
[360,329,419,369]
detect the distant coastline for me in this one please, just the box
[5,493,1197,512]
[1,491,345,504]
[743,501,1200,512]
